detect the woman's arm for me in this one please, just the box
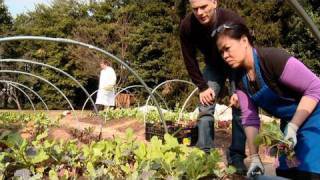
[236,90,260,128]
[245,126,259,155]
[236,90,260,155]
[291,96,317,127]
[280,57,320,127]
[236,90,265,175]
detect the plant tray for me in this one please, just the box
[145,121,198,146]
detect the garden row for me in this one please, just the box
[0,110,296,179]
[99,107,231,144]
[0,112,236,179]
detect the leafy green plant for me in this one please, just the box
[0,112,59,135]
[0,127,233,179]
[98,108,143,121]
[255,121,298,168]
[145,108,196,124]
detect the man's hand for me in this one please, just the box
[247,154,264,177]
[199,88,215,106]
[284,122,299,147]
[229,93,239,108]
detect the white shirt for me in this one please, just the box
[95,66,116,106]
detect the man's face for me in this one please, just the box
[190,0,217,26]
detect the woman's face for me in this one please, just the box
[100,62,107,69]
[216,35,247,69]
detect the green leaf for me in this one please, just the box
[163,151,176,165]
[148,136,163,160]
[36,131,48,142]
[225,166,236,175]
[264,136,272,146]
[87,162,96,178]
[125,128,135,143]
[134,143,146,160]
[5,132,24,147]
[254,134,263,145]
[30,149,49,164]
[49,170,59,180]
[164,134,179,150]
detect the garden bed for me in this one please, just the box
[0,111,278,179]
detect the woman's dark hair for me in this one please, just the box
[100,59,111,66]
[212,22,254,46]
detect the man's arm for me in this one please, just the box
[179,21,209,92]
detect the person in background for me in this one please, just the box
[95,59,117,111]
[179,0,247,174]
[215,22,320,179]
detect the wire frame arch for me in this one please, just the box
[143,79,197,124]
[0,70,78,121]
[0,59,96,113]
[0,81,35,111]
[0,36,167,132]
[0,80,49,112]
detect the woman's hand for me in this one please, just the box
[229,93,240,108]
[286,96,317,147]
[199,88,215,106]
[284,122,298,147]
[247,154,264,177]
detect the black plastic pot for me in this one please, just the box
[145,121,198,145]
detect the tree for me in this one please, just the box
[11,0,89,109]
[281,0,320,75]
[0,0,12,35]
[3,0,319,109]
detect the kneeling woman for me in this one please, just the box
[214,22,320,179]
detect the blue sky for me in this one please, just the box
[4,0,53,17]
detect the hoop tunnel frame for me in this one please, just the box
[0,70,78,121]
[0,81,35,111]
[0,80,49,112]
[0,36,167,132]
[0,59,96,113]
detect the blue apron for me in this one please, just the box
[241,49,320,174]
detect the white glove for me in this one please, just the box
[247,154,264,177]
[284,122,298,147]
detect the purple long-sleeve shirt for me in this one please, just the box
[237,56,320,128]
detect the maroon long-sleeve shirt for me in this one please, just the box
[179,8,245,92]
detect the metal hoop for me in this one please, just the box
[0,36,167,132]
[0,70,78,121]
[0,80,49,112]
[0,59,96,113]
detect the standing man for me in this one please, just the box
[96,59,117,111]
[179,0,247,174]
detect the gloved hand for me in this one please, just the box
[247,154,264,177]
[284,122,299,147]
